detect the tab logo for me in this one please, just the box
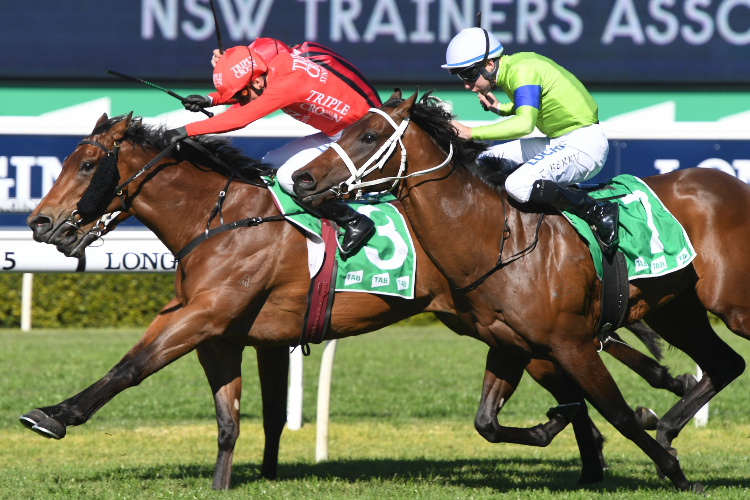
[372,273,389,288]
[397,276,409,291]
[635,256,648,272]
[213,73,222,88]
[676,248,690,266]
[344,270,363,286]
[651,255,667,274]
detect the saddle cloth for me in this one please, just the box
[265,177,417,299]
[562,174,697,281]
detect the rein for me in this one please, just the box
[73,134,283,261]
[79,136,269,213]
[328,107,453,198]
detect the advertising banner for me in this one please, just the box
[1,1,749,84]
[0,231,176,273]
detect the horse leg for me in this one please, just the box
[20,296,182,429]
[551,337,698,491]
[602,332,696,397]
[643,290,746,454]
[524,358,605,483]
[256,345,289,480]
[30,300,235,440]
[195,339,244,491]
[475,348,579,446]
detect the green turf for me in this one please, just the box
[0,324,748,498]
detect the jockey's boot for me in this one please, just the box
[529,179,619,252]
[318,200,376,254]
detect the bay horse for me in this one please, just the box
[23,113,688,489]
[293,91,750,492]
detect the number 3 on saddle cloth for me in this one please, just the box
[562,174,698,336]
[265,177,417,354]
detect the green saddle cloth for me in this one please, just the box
[562,175,696,280]
[265,177,417,299]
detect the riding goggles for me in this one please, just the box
[232,87,251,104]
[450,63,483,83]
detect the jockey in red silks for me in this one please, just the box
[165,38,382,253]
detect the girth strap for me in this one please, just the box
[595,245,630,339]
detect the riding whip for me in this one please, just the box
[105,68,214,118]
[209,0,224,54]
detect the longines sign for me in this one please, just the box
[1,0,749,84]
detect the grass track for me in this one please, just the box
[1,325,749,498]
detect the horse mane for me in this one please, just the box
[382,93,508,192]
[94,114,271,180]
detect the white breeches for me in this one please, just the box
[263,131,341,195]
[479,123,609,203]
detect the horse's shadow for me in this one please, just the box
[83,457,749,493]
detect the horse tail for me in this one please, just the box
[624,321,664,361]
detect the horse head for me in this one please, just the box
[27,112,137,245]
[292,90,418,205]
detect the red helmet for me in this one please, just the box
[248,37,292,62]
[212,46,268,102]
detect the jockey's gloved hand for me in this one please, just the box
[183,95,211,112]
[164,126,188,145]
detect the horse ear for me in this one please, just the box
[92,113,109,133]
[109,112,133,141]
[409,86,420,113]
[394,90,418,119]
[389,88,402,101]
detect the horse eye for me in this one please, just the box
[362,133,377,144]
[80,161,95,172]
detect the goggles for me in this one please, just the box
[450,63,483,83]
[232,87,251,104]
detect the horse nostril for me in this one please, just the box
[297,173,314,185]
[27,215,52,235]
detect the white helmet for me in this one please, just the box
[441,27,503,69]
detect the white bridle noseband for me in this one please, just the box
[328,107,454,198]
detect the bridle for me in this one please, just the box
[327,102,544,295]
[61,139,126,230]
[327,106,453,199]
[65,132,280,261]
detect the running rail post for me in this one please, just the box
[316,339,338,462]
[287,346,303,430]
[21,273,33,331]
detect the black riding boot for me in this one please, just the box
[318,200,376,254]
[529,180,619,251]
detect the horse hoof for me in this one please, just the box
[31,418,66,440]
[654,446,678,480]
[19,409,49,430]
[691,482,704,494]
[676,373,698,396]
[546,402,580,422]
[635,406,659,430]
[577,469,604,484]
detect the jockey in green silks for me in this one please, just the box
[445,28,618,251]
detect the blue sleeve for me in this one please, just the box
[513,85,541,109]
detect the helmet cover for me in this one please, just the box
[442,27,503,69]
[213,46,268,101]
